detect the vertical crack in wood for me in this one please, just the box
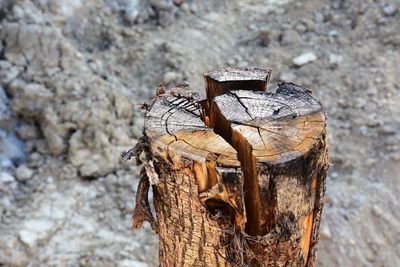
[205,100,261,236]
[203,69,271,236]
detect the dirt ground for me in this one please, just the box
[0,0,399,266]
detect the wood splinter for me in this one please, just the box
[125,67,328,266]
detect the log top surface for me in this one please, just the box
[145,90,239,167]
[144,72,325,166]
[214,83,325,163]
[204,67,271,82]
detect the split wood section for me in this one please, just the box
[129,68,328,266]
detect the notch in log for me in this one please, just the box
[127,67,328,266]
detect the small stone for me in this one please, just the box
[0,156,13,168]
[274,7,285,15]
[227,58,236,66]
[359,125,368,136]
[314,13,324,23]
[237,61,249,68]
[18,230,38,248]
[0,86,11,122]
[281,29,301,45]
[292,52,317,66]
[302,19,315,32]
[390,153,400,161]
[382,4,397,16]
[173,0,184,6]
[383,35,400,46]
[294,22,307,33]
[328,30,338,37]
[320,223,332,239]
[18,218,56,248]
[149,0,171,11]
[15,165,34,181]
[328,53,343,68]
[16,124,40,140]
[378,124,396,134]
[28,152,44,168]
[124,0,140,23]
[162,71,182,84]
[279,72,297,82]
[330,172,339,179]
[189,2,198,13]
[0,172,15,183]
[365,158,377,166]
[120,260,149,267]
[180,2,190,13]
[125,10,139,23]
[19,220,55,248]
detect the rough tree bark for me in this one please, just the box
[123,67,328,267]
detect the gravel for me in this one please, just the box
[0,0,399,266]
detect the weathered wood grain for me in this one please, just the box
[130,68,328,266]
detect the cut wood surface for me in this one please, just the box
[127,67,328,266]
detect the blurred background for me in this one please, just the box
[0,0,399,266]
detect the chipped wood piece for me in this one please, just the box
[128,68,328,266]
[204,67,272,100]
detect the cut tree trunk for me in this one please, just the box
[124,67,328,267]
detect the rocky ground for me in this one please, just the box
[0,0,399,266]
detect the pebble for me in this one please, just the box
[16,124,40,140]
[189,2,198,13]
[27,152,43,167]
[149,0,171,11]
[173,0,184,6]
[359,125,368,136]
[328,30,338,37]
[330,172,339,179]
[237,61,249,68]
[292,52,317,66]
[124,1,139,23]
[15,165,34,181]
[390,153,400,161]
[19,219,56,248]
[279,71,297,82]
[320,223,332,239]
[281,29,302,45]
[294,22,307,33]
[0,156,13,168]
[0,171,15,183]
[227,58,236,66]
[382,4,397,16]
[162,71,182,84]
[120,259,149,267]
[180,3,190,13]
[314,13,324,23]
[0,86,11,121]
[302,19,315,32]
[328,53,343,68]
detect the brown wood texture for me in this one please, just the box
[129,68,328,266]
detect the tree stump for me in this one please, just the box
[124,67,328,266]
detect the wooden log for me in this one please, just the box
[126,68,328,266]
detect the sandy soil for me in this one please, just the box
[0,0,399,266]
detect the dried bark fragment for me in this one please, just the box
[132,169,158,233]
